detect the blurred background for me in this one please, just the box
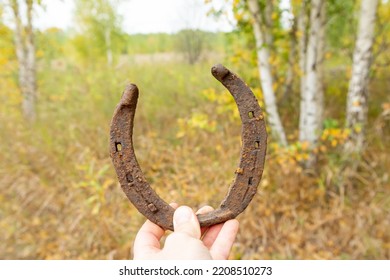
[0,0,389,259]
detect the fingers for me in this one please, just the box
[133,202,178,259]
[201,223,224,249]
[170,202,179,210]
[133,219,165,258]
[196,205,214,215]
[196,205,214,236]
[196,205,238,254]
[133,203,239,260]
[163,206,211,259]
[209,219,239,260]
[173,206,201,239]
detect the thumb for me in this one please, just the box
[173,206,201,239]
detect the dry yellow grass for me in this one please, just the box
[0,61,389,260]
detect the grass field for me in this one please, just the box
[0,41,389,259]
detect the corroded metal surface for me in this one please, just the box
[110,64,267,231]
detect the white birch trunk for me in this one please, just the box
[11,0,37,121]
[299,0,325,148]
[298,0,308,140]
[24,0,37,121]
[315,0,325,135]
[282,3,296,99]
[264,0,274,47]
[247,0,287,146]
[11,0,27,113]
[344,0,379,154]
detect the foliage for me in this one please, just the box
[0,1,389,260]
[72,0,125,65]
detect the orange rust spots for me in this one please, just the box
[256,114,264,120]
[235,167,244,174]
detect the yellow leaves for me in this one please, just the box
[268,141,314,174]
[188,112,216,131]
[36,49,45,58]
[234,11,244,22]
[272,82,278,92]
[230,48,252,65]
[354,125,362,133]
[320,127,350,149]
[176,112,216,138]
[252,87,264,102]
[0,56,8,67]
[268,55,277,66]
[202,86,240,121]
[325,52,332,59]
[300,141,309,151]
[201,87,218,102]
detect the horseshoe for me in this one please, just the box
[109,64,267,231]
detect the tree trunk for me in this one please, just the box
[344,0,379,155]
[11,0,37,121]
[281,11,297,101]
[299,0,325,149]
[264,0,273,47]
[315,0,326,136]
[247,0,287,146]
[298,0,308,141]
[24,0,37,121]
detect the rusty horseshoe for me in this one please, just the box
[109,64,267,231]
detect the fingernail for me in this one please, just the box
[174,206,193,226]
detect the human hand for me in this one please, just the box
[133,205,239,260]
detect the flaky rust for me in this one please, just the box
[110,64,267,230]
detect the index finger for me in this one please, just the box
[133,219,165,258]
[133,203,178,258]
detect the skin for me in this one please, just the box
[133,204,240,260]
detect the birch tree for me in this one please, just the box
[10,0,37,121]
[299,0,325,152]
[297,0,309,137]
[247,0,288,146]
[281,3,297,99]
[344,0,379,155]
[74,0,123,67]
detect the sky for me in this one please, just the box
[32,0,236,34]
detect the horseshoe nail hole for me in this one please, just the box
[248,177,253,185]
[115,142,122,152]
[255,141,260,148]
[148,203,158,213]
[126,174,133,182]
[248,111,255,118]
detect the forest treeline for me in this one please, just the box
[0,0,389,259]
